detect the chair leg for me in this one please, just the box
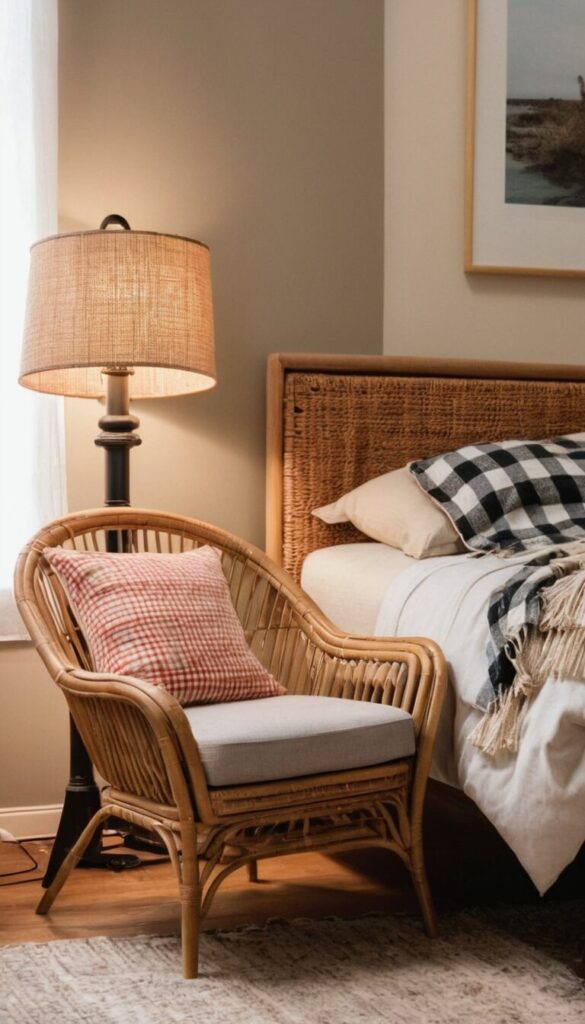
[36,806,110,916]
[408,838,438,938]
[247,859,259,883]
[181,887,201,980]
[179,830,201,980]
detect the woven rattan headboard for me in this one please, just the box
[266,353,585,581]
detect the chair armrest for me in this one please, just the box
[269,588,445,720]
[60,668,216,822]
[299,606,447,828]
[252,585,447,831]
[250,554,445,704]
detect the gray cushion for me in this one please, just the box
[183,694,415,787]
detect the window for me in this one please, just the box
[0,0,66,638]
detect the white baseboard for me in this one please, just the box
[0,804,61,840]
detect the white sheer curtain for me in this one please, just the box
[0,0,66,639]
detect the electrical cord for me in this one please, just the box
[0,832,169,885]
[0,839,40,886]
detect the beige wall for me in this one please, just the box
[61,0,384,541]
[384,1,585,361]
[0,648,69,808]
[0,0,383,811]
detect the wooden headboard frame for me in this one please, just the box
[266,353,585,581]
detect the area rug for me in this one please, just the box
[1,903,584,1024]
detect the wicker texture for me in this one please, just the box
[281,370,585,579]
[20,230,216,399]
[15,507,446,979]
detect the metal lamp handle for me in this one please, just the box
[99,213,131,230]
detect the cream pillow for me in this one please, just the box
[312,467,464,559]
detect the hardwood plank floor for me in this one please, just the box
[1,782,583,947]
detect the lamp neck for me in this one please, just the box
[95,369,142,516]
[104,368,131,416]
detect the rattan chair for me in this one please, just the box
[15,507,446,979]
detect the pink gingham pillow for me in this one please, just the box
[43,545,285,705]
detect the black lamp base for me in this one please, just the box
[42,717,141,886]
[42,367,151,887]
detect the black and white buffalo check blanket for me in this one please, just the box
[409,434,585,555]
[410,435,585,755]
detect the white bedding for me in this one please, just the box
[301,544,585,894]
[301,543,416,634]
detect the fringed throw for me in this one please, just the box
[471,544,585,757]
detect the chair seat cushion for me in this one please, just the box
[183,694,415,787]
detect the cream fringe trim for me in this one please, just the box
[471,552,585,758]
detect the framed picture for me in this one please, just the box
[465,0,585,277]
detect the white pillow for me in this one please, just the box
[312,467,464,559]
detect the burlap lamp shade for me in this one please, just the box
[19,227,216,398]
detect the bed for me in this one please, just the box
[265,352,585,894]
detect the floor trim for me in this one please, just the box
[0,804,61,840]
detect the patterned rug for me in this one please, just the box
[1,903,584,1024]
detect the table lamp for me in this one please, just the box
[19,215,216,881]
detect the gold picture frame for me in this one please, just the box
[465,0,585,278]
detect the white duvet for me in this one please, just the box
[374,553,585,894]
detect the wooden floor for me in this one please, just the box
[1,782,583,950]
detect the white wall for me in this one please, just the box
[384,0,585,362]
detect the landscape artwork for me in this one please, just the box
[506,0,585,206]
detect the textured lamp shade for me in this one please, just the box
[19,229,216,399]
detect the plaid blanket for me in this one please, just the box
[481,550,560,707]
[410,435,585,755]
[410,435,585,554]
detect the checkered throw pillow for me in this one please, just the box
[409,435,585,554]
[43,545,285,705]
